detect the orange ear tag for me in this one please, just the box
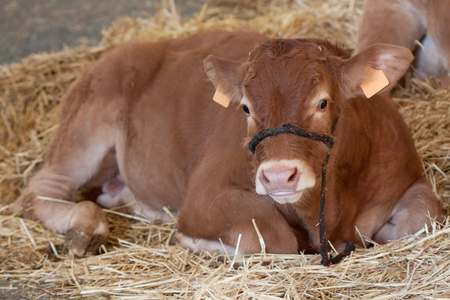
[213,86,230,108]
[360,69,389,98]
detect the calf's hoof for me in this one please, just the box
[66,201,110,257]
[66,230,108,256]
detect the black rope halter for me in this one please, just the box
[248,118,355,267]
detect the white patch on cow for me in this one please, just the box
[72,141,112,185]
[96,185,172,223]
[240,94,258,134]
[240,94,253,110]
[255,159,316,204]
[311,90,332,118]
[177,232,238,256]
[270,191,304,204]
[93,219,110,236]
[135,203,174,223]
[96,189,125,208]
[416,35,448,79]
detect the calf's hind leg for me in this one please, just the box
[10,95,116,256]
[374,177,444,244]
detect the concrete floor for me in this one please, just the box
[0,0,205,65]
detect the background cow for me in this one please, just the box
[357,0,450,86]
[10,31,443,257]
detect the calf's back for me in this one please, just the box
[78,32,268,209]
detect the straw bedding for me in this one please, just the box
[1,0,449,298]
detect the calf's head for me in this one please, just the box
[205,39,413,204]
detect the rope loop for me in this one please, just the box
[248,123,334,154]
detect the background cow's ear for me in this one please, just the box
[204,55,247,103]
[341,44,413,97]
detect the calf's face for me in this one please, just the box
[205,39,413,204]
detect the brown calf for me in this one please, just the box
[10,31,443,258]
[357,0,450,85]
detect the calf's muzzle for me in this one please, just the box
[255,159,316,204]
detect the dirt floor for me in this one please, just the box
[0,0,204,65]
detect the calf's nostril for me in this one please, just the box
[260,170,270,184]
[287,168,298,183]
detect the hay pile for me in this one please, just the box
[1,0,449,298]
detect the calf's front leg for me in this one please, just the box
[178,184,299,256]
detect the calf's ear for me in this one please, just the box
[341,43,413,98]
[204,55,247,105]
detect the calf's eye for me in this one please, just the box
[243,105,250,114]
[317,99,328,111]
